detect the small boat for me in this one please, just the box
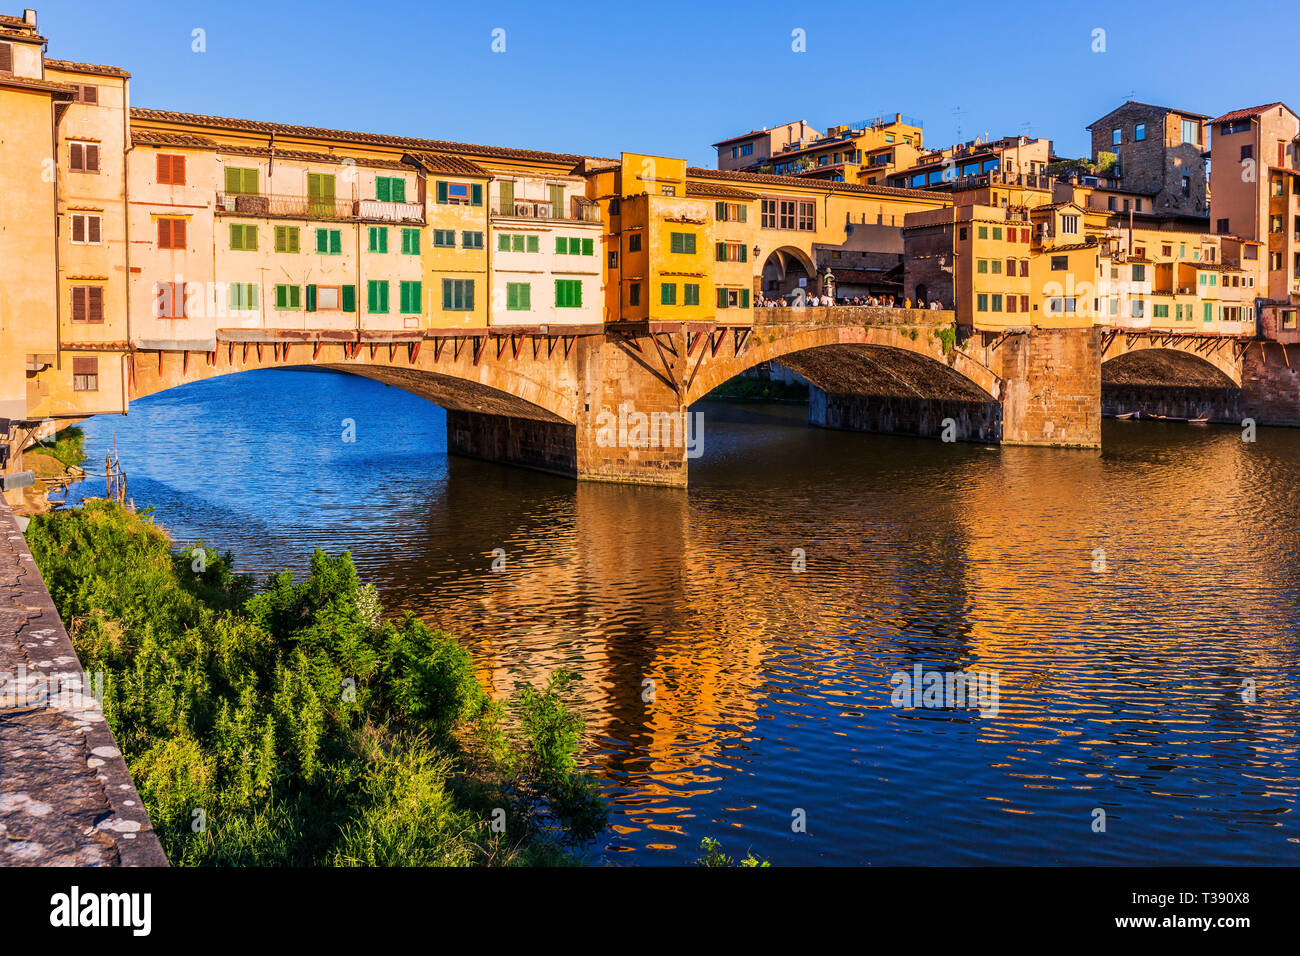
[1188,416,1210,425]
[1113,412,1135,420]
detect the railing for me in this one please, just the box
[215,192,424,224]
[752,304,953,328]
[490,200,601,223]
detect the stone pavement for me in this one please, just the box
[0,502,167,866]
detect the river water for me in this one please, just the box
[62,368,1300,865]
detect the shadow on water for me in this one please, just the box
[61,368,1300,866]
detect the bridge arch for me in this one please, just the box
[760,245,818,298]
[126,339,580,424]
[1101,345,1241,390]
[687,322,1001,408]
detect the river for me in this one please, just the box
[61,367,1300,865]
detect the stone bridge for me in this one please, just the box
[121,307,1300,488]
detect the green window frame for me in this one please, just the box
[1204,302,1213,322]
[629,283,640,306]
[683,283,699,306]
[661,283,676,305]
[506,282,531,311]
[229,223,258,251]
[228,283,258,311]
[977,259,988,274]
[433,230,455,248]
[526,234,539,253]
[274,225,299,254]
[367,280,389,314]
[977,226,988,240]
[341,285,356,313]
[669,232,696,254]
[399,280,422,314]
[991,294,1003,312]
[498,233,511,252]
[511,234,525,252]
[224,167,258,195]
[1154,304,1169,319]
[977,293,989,311]
[992,227,1003,240]
[315,228,342,254]
[555,279,582,308]
[375,176,407,203]
[581,237,594,256]
[273,284,301,310]
[401,228,421,255]
[1132,264,1146,282]
[442,279,474,311]
[368,226,389,253]
[556,236,568,254]
[462,231,483,250]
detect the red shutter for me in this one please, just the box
[173,218,186,248]
[0,43,12,74]
[173,155,186,185]
[72,357,97,375]
[72,215,85,243]
[81,85,97,105]
[86,144,99,173]
[70,143,83,171]
[71,287,87,322]
[156,153,169,184]
[157,218,170,248]
[87,287,104,323]
[88,216,101,243]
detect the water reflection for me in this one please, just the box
[64,369,1300,865]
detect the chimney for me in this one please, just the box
[23,8,36,26]
[895,113,901,124]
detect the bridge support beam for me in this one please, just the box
[989,327,1101,448]
[1242,342,1300,426]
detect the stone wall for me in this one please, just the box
[1102,385,1241,422]
[1241,343,1300,426]
[988,327,1102,447]
[446,410,577,478]
[810,387,1001,442]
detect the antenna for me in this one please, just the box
[1021,121,1034,139]
[952,106,968,141]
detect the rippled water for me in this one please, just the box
[61,368,1300,865]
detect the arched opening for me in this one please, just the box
[915,283,929,306]
[1101,348,1242,422]
[761,246,816,299]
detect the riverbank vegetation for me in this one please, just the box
[26,501,607,865]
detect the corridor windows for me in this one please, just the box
[506,282,531,311]
[72,357,98,392]
[69,141,100,173]
[555,279,582,308]
[72,213,103,245]
[70,286,104,323]
[442,279,474,311]
[761,199,777,228]
[779,201,796,230]
[797,201,814,231]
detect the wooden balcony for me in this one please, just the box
[215,192,424,224]
[491,199,601,223]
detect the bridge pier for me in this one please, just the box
[984,326,1102,448]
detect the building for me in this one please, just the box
[887,136,1052,193]
[713,121,820,173]
[758,114,923,182]
[1086,101,1209,217]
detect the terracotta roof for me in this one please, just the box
[0,74,76,95]
[686,166,944,201]
[405,151,491,178]
[0,25,43,42]
[44,59,131,79]
[129,107,592,166]
[1209,103,1291,125]
[711,122,809,147]
[685,180,759,201]
[132,130,217,148]
[1049,239,1099,252]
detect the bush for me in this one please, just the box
[26,501,607,866]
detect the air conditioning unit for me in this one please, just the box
[217,195,236,212]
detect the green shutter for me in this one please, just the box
[716,242,726,261]
[738,205,747,223]
[499,180,514,211]
[498,233,510,252]
[331,230,341,254]
[526,235,539,253]
[230,223,242,250]
[229,284,239,310]
[471,183,483,206]
[739,245,747,262]
[342,285,356,312]
[717,287,728,309]
[556,236,566,254]
[685,234,695,254]
[393,178,406,203]
[512,234,524,252]
[274,284,286,309]
[581,238,593,256]
[224,167,239,194]
[376,177,391,202]
[741,289,750,308]
[306,284,317,312]
[716,201,726,219]
[316,229,328,253]
[436,181,448,204]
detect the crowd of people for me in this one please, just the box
[756,293,945,310]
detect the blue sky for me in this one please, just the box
[33,0,1296,167]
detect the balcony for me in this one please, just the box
[491,199,601,223]
[214,192,424,224]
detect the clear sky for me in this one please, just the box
[30,0,1297,167]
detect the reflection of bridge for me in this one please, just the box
[128,308,1300,487]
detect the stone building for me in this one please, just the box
[1086,101,1209,217]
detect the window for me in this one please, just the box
[1154,304,1169,319]
[1061,215,1079,235]
[367,280,389,313]
[224,166,258,195]
[0,41,12,74]
[316,228,342,254]
[669,232,696,254]
[608,250,619,268]
[275,284,302,310]
[761,199,777,228]
[959,227,967,240]
[978,226,988,240]
[1181,176,1190,198]
[307,173,335,215]
[461,231,483,250]
[977,293,988,311]
[555,279,583,308]
[629,283,641,307]
[991,294,1003,312]
[274,225,300,253]
[526,235,539,253]
[1007,296,1018,313]
[1132,299,1145,319]
[71,213,103,245]
[400,228,421,254]
[1162,244,1172,257]
[628,233,642,252]
[315,286,341,311]
[436,181,483,206]
[715,202,748,222]
[716,242,748,262]
[660,185,675,196]
[154,282,189,318]
[156,153,186,185]
[368,227,388,253]
[1181,119,1199,145]
[434,230,456,248]
[399,280,422,314]
[69,142,100,173]
[70,286,104,323]
[683,283,699,306]
[1112,128,1121,146]
[797,201,815,231]
[229,283,258,311]
[72,357,98,392]
[991,260,1002,274]
[1135,123,1146,141]
[155,216,185,249]
[992,227,1003,240]
[660,283,677,305]
[506,282,531,311]
[1203,302,1213,323]
[977,259,988,274]
[779,200,797,230]
[1132,264,1146,282]
[229,223,258,251]
[442,279,474,311]
[375,176,407,202]
[1005,258,1015,275]
[1051,256,1068,271]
